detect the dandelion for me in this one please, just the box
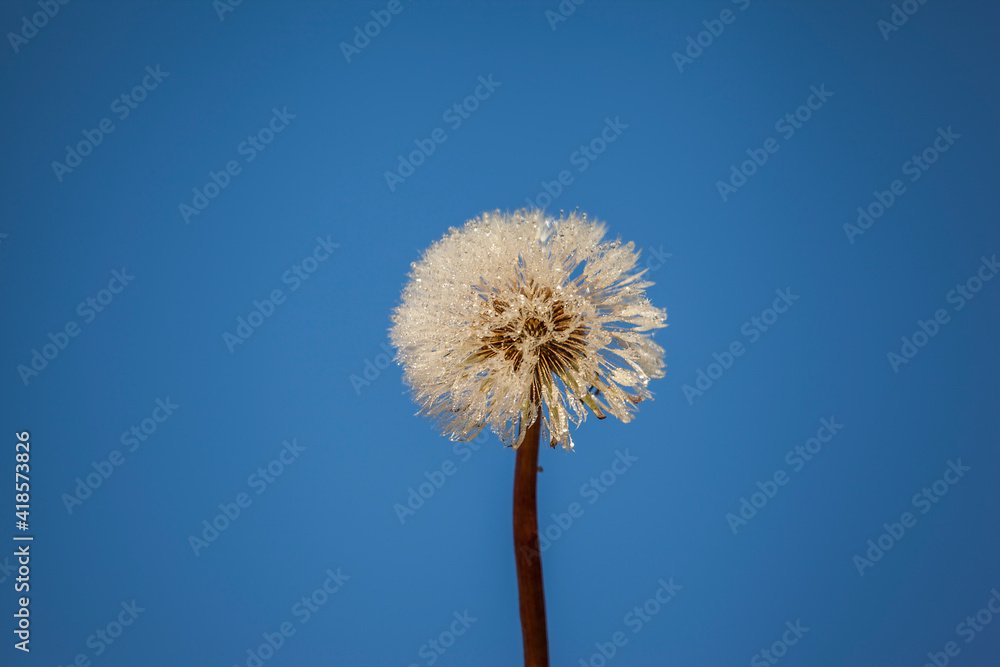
[390,209,666,451]
[389,209,667,666]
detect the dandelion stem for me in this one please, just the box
[513,418,549,666]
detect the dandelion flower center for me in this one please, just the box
[521,316,547,339]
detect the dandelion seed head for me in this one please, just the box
[389,209,667,451]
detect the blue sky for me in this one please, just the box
[1,1,998,665]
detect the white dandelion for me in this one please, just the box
[389,208,667,451]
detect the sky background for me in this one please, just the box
[1,1,999,665]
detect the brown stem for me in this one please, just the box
[513,418,549,667]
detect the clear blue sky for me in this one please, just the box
[2,1,999,665]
